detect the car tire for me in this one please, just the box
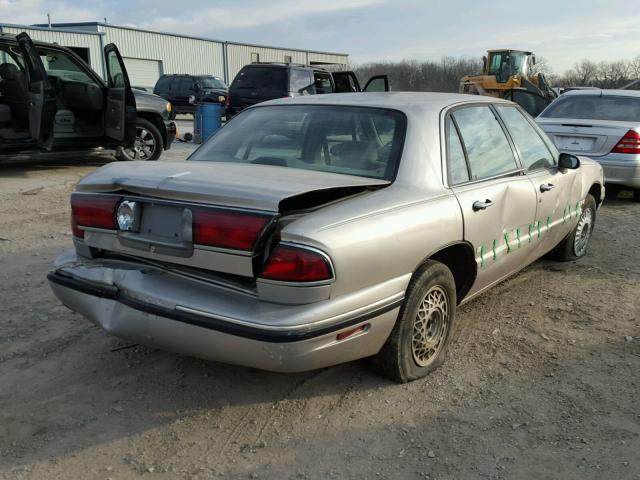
[371,260,456,383]
[549,194,597,261]
[116,118,163,161]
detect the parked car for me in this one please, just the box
[0,32,176,161]
[48,93,604,382]
[537,89,640,200]
[225,62,388,117]
[153,74,228,115]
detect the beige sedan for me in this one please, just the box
[48,93,604,382]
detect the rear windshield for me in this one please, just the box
[232,67,287,91]
[190,105,406,181]
[540,95,640,122]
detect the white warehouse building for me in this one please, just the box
[0,22,349,88]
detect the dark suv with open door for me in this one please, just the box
[226,63,389,118]
[0,32,176,161]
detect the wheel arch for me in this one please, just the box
[414,241,477,304]
[588,182,603,208]
[136,112,167,149]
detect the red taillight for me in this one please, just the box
[611,130,640,154]
[261,244,332,282]
[192,209,271,251]
[70,194,120,238]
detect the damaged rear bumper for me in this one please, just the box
[47,250,404,372]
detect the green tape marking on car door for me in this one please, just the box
[478,244,485,268]
[528,224,533,243]
[492,238,498,261]
[546,216,552,233]
[504,232,512,253]
[537,221,541,239]
[516,228,521,248]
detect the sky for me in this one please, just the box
[2,0,639,73]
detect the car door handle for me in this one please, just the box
[472,199,493,211]
[540,183,555,192]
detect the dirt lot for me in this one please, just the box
[0,148,639,480]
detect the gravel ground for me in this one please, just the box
[0,148,638,480]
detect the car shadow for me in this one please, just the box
[0,150,116,174]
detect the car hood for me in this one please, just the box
[201,88,228,95]
[133,89,170,112]
[76,161,390,212]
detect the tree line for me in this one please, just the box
[352,55,640,92]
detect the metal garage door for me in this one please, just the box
[123,57,162,90]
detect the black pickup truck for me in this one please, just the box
[0,32,176,161]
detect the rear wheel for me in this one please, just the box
[550,194,597,261]
[116,118,163,161]
[372,261,456,383]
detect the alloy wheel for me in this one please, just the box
[411,285,449,367]
[574,206,594,257]
[122,127,157,160]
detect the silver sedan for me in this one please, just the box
[536,89,640,199]
[48,93,604,382]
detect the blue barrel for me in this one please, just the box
[194,103,222,143]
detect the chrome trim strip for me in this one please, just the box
[175,291,404,332]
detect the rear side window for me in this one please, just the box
[540,94,640,122]
[452,106,518,180]
[232,67,287,91]
[155,76,171,91]
[445,116,470,185]
[177,77,194,92]
[290,69,312,93]
[496,106,555,171]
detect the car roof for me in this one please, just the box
[260,91,510,113]
[241,63,329,72]
[561,89,640,98]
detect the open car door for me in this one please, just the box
[332,71,361,93]
[16,32,56,150]
[104,43,136,145]
[363,75,389,92]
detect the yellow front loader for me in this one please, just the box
[460,50,557,116]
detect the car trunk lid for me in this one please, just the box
[74,161,388,278]
[537,118,640,157]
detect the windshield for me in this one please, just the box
[190,105,406,181]
[540,95,640,122]
[198,77,226,90]
[488,51,528,81]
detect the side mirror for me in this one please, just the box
[558,153,580,169]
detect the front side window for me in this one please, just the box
[445,116,470,185]
[106,49,125,87]
[39,48,94,84]
[313,72,333,94]
[190,105,406,181]
[540,95,640,122]
[452,106,518,180]
[496,106,554,171]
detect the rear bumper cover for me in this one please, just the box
[594,154,640,189]
[47,251,403,372]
